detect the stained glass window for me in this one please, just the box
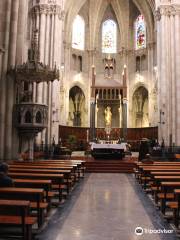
[102,19,117,53]
[135,15,146,50]
[72,15,85,50]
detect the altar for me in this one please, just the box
[91,143,127,160]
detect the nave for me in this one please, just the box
[37,173,176,240]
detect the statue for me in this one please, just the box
[104,106,112,126]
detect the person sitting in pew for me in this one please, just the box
[0,162,14,187]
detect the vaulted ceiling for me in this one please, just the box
[65,0,156,14]
[64,0,155,47]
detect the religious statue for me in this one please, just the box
[104,106,112,126]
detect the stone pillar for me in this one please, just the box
[119,96,122,128]
[174,13,180,144]
[16,0,26,64]
[5,0,19,160]
[37,8,46,104]
[0,0,12,160]
[0,48,5,159]
[156,3,180,145]
[90,99,96,141]
[122,98,128,141]
[95,105,98,128]
[36,6,46,144]
[29,136,34,161]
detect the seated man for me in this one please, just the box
[0,162,13,187]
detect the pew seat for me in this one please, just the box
[166,201,178,209]
[0,200,37,240]
[157,193,174,199]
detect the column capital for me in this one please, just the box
[31,4,65,19]
[155,5,180,21]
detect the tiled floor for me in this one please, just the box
[37,174,177,240]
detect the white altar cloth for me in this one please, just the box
[91,143,127,151]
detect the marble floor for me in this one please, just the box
[36,174,177,240]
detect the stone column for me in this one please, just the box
[0,48,5,159]
[170,14,176,144]
[147,42,155,126]
[174,13,180,144]
[5,0,19,160]
[37,7,46,104]
[36,6,46,144]
[156,3,180,145]
[122,98,128,141]
[119,96,122,128]
[90,98,96,141]
[28,136,34,161]
[0,0,12,160]
[50,9,63,143]
[16,0,26,64]
[95,105,98,128]
[47,12,55,145]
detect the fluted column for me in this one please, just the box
[170,14,176,144]
[16,0,26,64]
[30,2,64,144]
[122,98,128,141]
[37,9,46,104]
[174,13,180,143]
[156,3,180,145]
[5,0,19,160]
[0,0,12,160]
[90,98,96,141]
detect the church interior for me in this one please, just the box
[0,0,180,239]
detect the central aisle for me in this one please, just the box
[37,174,176,240]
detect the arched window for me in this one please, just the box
[102,19,117,53]
[72,15,85,50]
[135,15,146,50]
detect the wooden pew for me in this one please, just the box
[0,199,37,240]
[8,172,64,201]
[0,188,46,227]
[10,162,80,180]
[134,163,180,229]
[13,179,53,206]
[153,176,180,211]
[135,162,180,179]
[9,168,72,194]
[167,189,180,227]
[158,182,180,214]
[33,160,85,177]
[138,166,180,189]
[9,163,77,183]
